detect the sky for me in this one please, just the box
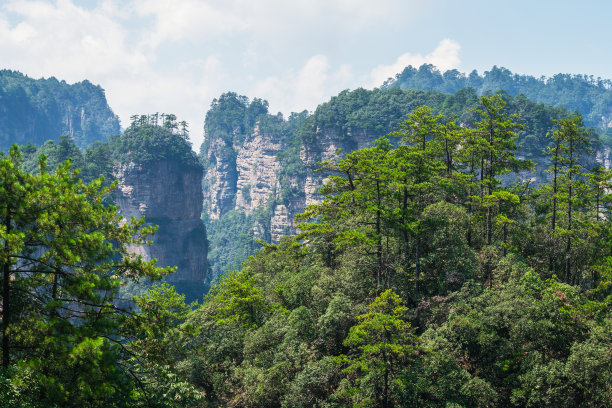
[1,0,611,148]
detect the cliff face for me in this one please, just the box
[202,89,612,281]
[0,70,120,151]
[114,160,208,287]
[234,123,282,215]
[203,122,384,243]
[203,136,238,219]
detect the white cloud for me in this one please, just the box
[133,0,249,48]
[250,54,356,115]
[369,38,462,87]
[0,0,438,149]
[132,0,427,48]
[0,0,146,79]
[0,0,219,146]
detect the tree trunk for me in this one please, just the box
[565,138,574,283]
[376,180,382,289]
[402,184,414,295]
[551,145,559,231]
[550,144,559,273]
[487,126,494,246]
[2,204,11,367]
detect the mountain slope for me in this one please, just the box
[201,87,595,281]
[382,64,612,131]
[0,70,120,151]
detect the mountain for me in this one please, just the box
[16,117,210,301]
[113,121,209,299]
[0,70,120,151]
[382,64,612,131]
[201,86,600,281]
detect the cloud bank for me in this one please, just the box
[369,39,462,87]
[0,0,458,148]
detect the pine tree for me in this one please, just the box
[0,146,171,405]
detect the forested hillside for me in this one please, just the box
[202,87,603,281]
[181,95,612,407]
[3,93,610,407]
[15,115,210,302]
[1,65,612,406]
[383,64,612,132]
[0,70,120,151]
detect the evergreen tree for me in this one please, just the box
[0,146,171,406]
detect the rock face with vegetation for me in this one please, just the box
[202,89,442,260]
[0,70,120,151]
[187,95,612,408]
[12,112,210,297]
[202,84,606,280]
[114,120,209,293]
[114,160,207,282]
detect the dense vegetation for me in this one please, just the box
[204,87,594,281]
[10,116,208,304]
[383,64,612,131]
[2,71,612,406]
[17,114,201,186]
[298,86,584,158]
[0,147,205,407]
[113,114,201,170]
[173,95,610,407]
[0,70,120,151]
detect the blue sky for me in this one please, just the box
[1,0,611,148]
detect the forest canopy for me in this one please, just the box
[1,83,610,407]
[383,64,612,130]
[158,95,611,407]
[0,146,206,407]
[0,70,120,151]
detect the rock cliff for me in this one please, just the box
[201,89,612,281]
[203,112,387,246]
[115,159,209,293]
[0,70,120,151]
[201,90,451,279]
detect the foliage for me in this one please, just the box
[384,63,612,130]
[5,76,612,406]
[0,146,190,407]
[203,87,581,278]
[200,92,269,165]
[0,70,120,151]
[112,119,201,170]
[204,210,260,283]
[179,95,611,407]
[335,290,416,408]
[417,272,611,407]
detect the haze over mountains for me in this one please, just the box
[0,70,120,151]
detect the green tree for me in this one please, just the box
[473,94,527,247]
[299,138,396,288]
[390,107,446,296]
[0,146,171,406]
[587,165,612,222]
[122,284,204,408]
[336,289,416,408]
[542,116,591,282]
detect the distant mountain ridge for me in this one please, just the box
[382,64,612,131]
[0,70,120,151]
